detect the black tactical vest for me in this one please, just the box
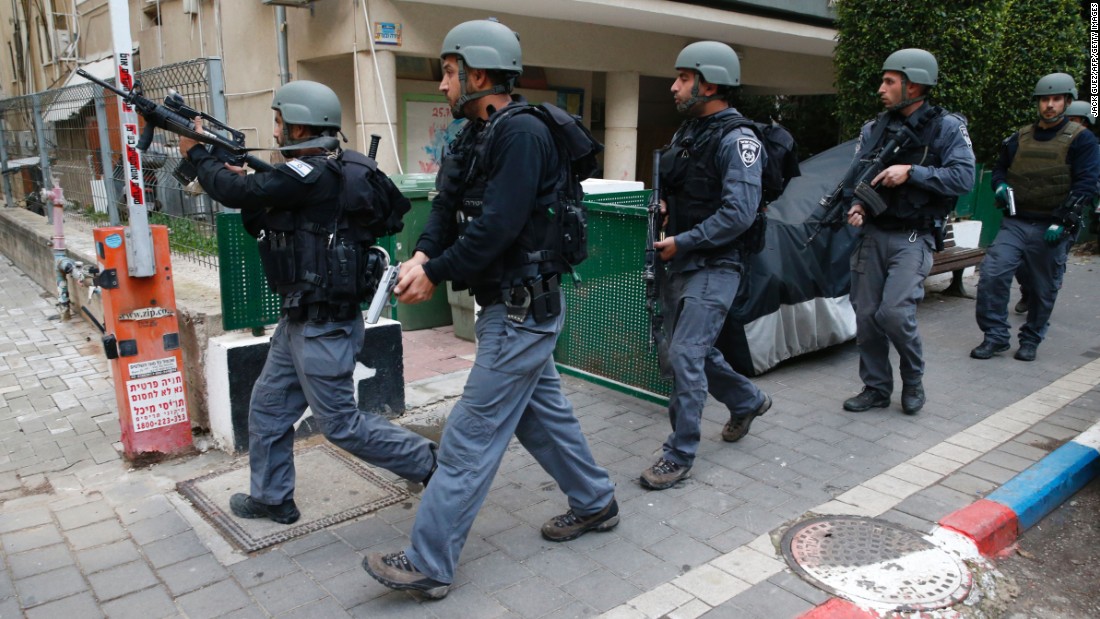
[865,106,957,226]
[660,113,757,242]
[433,105,562,291]
[255,153,387,317]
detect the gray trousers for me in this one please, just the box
[662,265,765,467]
[405,298,615,584]
[849,225,934,395]
[248,316,436,505]
[976,218,1071,346]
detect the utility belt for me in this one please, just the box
[474,273,562,324]
[871,216,945,251]
[870,218,933,233]
[283,302,359,323]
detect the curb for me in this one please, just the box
[940,420,1100,555]
[797,420,1100,617]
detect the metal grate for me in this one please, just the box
[556,191,671,404]
[217,212,281,331]
[781,516,972,611]
[176,444,412,553]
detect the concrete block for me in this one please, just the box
[205,318,404,452]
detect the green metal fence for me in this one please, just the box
[217,212,281,331]
[556,191,671,404]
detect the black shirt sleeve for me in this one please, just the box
[189,145,316,211]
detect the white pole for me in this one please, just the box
[108,0,154,277]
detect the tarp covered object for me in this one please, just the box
[716,139,861,376]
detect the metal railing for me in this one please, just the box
[0,58,228,268]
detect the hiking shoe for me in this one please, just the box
[843,388,890,412]
[970,339,1010,359]
[640,458,691,490]
[1014,343,1037,362]
[362,551,450,599]
[901,382,925,415]
[1013,299,1027,315]
[541,498,620,542]
[229,494,300,525]
[722,393,772,442]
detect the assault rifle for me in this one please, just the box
[76,68,274,183]
[644,150,665,348]
[805,110,935,247]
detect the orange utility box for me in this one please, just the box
[94,225,193,460]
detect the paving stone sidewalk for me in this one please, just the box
[0,252,1098,619]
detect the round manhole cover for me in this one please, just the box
[781,516,972,611]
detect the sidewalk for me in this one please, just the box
[0,252,1098,618]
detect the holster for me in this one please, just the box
[503,275,561,324]
[931,220,945,252]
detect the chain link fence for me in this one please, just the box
[0,59,228,268]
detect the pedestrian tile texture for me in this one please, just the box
[0,253,1098,617]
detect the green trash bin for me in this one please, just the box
[380,173,452,330]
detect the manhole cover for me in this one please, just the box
[177,445,411,552]
[781,516,972,611]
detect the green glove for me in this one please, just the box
[994,183,1011,207]
[1044,224,1065,245]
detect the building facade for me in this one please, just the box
[2,0,837,181]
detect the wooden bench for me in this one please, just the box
[929,221,986,297]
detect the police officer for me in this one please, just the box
[1066,99,1096,127]
[178,81,437,525]
[971,73,1100,362]
[843,49,975,415]
[1065,100,1100,242]
[639,41,772,491]
[362,20,617,599]
[1016,99,1098,312]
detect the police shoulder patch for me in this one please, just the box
[959,125,973,149]
[285,159,314,178]
[737,137,762,167]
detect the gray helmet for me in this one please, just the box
[882,48,938,86]
[675,41,740,87]
[271,80,341,130]
[1065,100,1095,126]
[440,19,522,73]
[440,19,522,119]
[1033,72,1077,99]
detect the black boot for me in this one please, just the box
[901,383,925,415]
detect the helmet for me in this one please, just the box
[1033,72,1077,99]
[675,41,740,87]
[1065,100,1094,125]
[439,19,522,119]
[271,81,341,130]
[440,19,522,74]
[882,48,938,86]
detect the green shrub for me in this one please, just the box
[836,0,1088,163]
[835,0,1006,145]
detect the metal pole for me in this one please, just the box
[109,0,154,277]
[31,94,55,224]
[0,115,13,207]
[276,6,291,85]
[206,57,232,215]
[93,94,120,225]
